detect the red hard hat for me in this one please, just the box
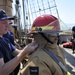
[28,14,61,35]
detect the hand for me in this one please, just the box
[23,41,38,54]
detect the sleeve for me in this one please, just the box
[20,57,52,75]
[10,44,16,52]
[9,32,15,45]
[6,38,16,52]
[3,37,16,52]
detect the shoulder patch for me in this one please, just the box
[29,67,39,75]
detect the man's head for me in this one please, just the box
[0,9,15,36]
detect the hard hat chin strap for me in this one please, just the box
[39,32,53,44]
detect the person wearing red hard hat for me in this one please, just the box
[20,14,72,75]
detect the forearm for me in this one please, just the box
[12,47,29,56]
[0,51,26,75]
[0,38,38,75]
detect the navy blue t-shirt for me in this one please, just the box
[0,37,16,75]
[3,31,20,75]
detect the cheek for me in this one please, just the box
[0,25,3,30]
[0,25,4,30]
[0,27,4,34]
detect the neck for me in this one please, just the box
[0,34,3,38]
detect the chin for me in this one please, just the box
[4,32,7,34]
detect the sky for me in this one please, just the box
[12,0,75,29]
[55,0,75,24]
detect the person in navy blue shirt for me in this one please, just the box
[0,9,38,75]
[3,30,21,75]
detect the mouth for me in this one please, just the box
[5,28,8,30]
